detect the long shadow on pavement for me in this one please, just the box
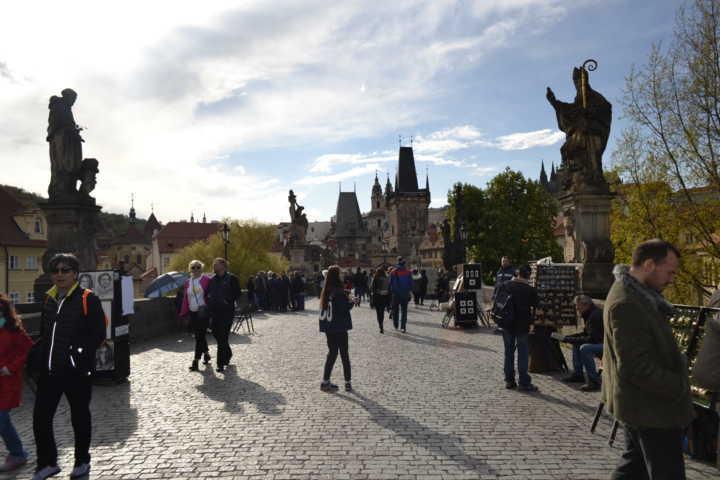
[195,365,286,415]
[337,390,497,475]
[389,330,497,353]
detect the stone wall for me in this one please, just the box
[16,297,181,342]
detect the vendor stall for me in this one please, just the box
[528,261,582,373]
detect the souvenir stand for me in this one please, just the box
[78,269,133,382]
[454,263,482,327]
[528,261,582,373]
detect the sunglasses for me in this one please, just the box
[191,266,201,270]
[51,267,73,274]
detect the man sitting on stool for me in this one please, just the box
[557,295,604,391]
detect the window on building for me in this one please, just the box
[377,219,381,228]
[124,255,130,263]
[27,292,35,303]
[137,255,142,265]
[27,255,37,270]
[34,219,43,233]
[163,257,170,266]
[9,292,19,304]
[9,256,20,269]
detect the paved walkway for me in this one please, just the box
[6,299,718,479]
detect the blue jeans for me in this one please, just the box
[572,343,603,383]
[0,409,28,458]
[502,331,531,387]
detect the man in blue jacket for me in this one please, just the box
[389,256,413,332]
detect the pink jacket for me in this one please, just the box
[179,275,211,317]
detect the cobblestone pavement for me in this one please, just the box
[6,299,718,479]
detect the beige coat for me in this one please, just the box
[602,275,695,429]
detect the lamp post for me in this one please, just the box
[459,223,468,264]
[222,222,230,260]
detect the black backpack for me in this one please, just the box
[491,283,515,329]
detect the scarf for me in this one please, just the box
[613,264,676,317]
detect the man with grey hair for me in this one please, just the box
[557,294,604,391]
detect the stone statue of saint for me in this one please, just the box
[47,88,84,201]
[546,64,611,193]
[288,189,298,222]
[78,158,99,203]
[287,189,308,245]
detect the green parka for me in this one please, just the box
[601,273,695,429]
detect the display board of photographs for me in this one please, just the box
[79,270,116,372]
[454,291,478,324]
[530,263,579,327]
[462,263,483,290]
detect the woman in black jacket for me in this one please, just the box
[319,265,353,392]
[370,269,390,333]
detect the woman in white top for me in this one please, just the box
[179,260,212,371]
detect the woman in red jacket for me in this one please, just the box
[0,294,33,472]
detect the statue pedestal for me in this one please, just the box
[560,192,615,299]
[289,244,309,272]
[34,202,102,299]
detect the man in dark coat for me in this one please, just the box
[499,264,539,392]
[558,295,604,391]
[32,253,106,480]
[207,258,241,372]
[603,240,694,479]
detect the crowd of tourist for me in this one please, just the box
[1,240,719,479]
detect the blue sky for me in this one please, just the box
[0,0,681,223]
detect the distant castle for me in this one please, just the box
[331,145,432,268]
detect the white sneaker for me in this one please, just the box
[70,463,90,478]
[31,465,61,480]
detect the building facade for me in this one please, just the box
[0,187,47,304]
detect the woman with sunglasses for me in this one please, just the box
[179,260,212,371]
[0,294,32,473]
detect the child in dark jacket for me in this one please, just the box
[319,266,353,392]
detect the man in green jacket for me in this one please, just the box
[603,239,694,479]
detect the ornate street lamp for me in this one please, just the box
[222,222,230,260]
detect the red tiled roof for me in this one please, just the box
[113,225,148,246]
[0,187,47,248]
[155,221,220,253]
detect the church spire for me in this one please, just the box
[540,160,548,187]
[129,193,136,225]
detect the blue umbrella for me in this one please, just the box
[144,271,189,298]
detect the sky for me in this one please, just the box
[0,0,683,224]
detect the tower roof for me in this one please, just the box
[144,212,161,238]
[540,160,549,186]
[372,172,382,196]
[335,191,365,237]
[397,146,419,193]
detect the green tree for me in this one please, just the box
[448,168,562,284]
[612,0,720,301]
[169,220,288,283]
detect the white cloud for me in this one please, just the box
[295,164,381,186]
[494,129,565,150]
[0,0,578,222]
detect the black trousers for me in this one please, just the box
[392,297,409,329]
[611,425,686,480]
[323,332,351,382]
[212,311,233,367]
[190,311,209,360]
[33,372,92,468]
[374,295,389,330]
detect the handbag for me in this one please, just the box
[692,316,720,391]
[190,278,210,320]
